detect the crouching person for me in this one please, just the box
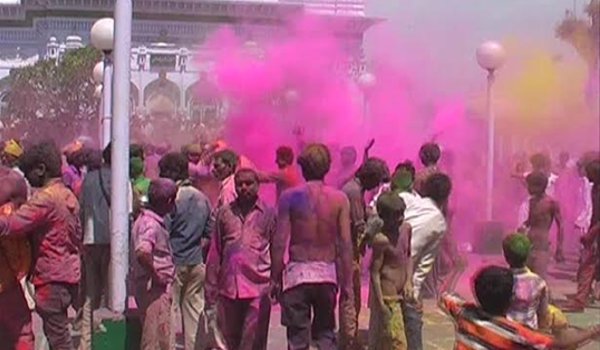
[132,178,178,350]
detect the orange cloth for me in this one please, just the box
[0,203,32,294]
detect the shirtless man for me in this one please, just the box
[369,192,413,350]
[413,143,441,196]
[520,171,564,279]
[271,143,354,350]
[259,146,302,201]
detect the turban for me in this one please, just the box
[3,139,23,158]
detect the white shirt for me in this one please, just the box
[575,176,593,232]
[398,191,447,300]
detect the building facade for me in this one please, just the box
[0,0,379,138]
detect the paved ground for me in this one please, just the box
[33,253,600,349]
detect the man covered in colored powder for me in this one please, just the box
[182,143,211,184]
[563,158,600,312]
[212,149,240,209]
[271,143,354,350]
[413,142,441,196]
[340,157,389,348]
[517,153,560,231]
[131,156,151,205]
[206,168,276,350]
[0,141,81,350]
[0,165,33,350]
[258,146,303,201]
[519,171,564,279]
[159,152,214,350]
[62,140,86,197]
[332,146,358,189]
[503,233,549,329]
[132,178,178,350]
[368,192,413,350]
[439,265,600,349]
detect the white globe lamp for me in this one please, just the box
[90,18,114,52]
[476,41,506,71]
[93,61,104,84]
[284,89,299,104]
[358,72,376,91]
[94,84,103,99]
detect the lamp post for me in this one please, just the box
[93,62,104,146]
[358,72,376,125]
[90,18,114,148]
[476,41,506,221]
[109,0,132,315]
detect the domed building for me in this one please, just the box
[0,0,381,126]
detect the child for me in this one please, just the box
[368,192,413,350]
[131,178,178,350]
[521,171,564,279]
[502,233,549,329]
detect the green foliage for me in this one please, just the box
[556,0,599,67]
[4,46,102,141]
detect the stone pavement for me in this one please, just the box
[33,253,600,349]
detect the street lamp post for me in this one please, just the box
[92,62,104,146]
[109,0,133,314]
[476,41,506,221]
[358,72,376,125]
[91,18,114,148]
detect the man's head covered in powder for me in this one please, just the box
[297,143,331,181]
[502,233,532,269]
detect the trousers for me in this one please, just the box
[218,294,271,350]
[35,283,78,350]
[281,283,338,350]
[0,284,33,350]
[172,264,206,350]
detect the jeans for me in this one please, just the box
[401,301,423,350]
[281,283,337,350]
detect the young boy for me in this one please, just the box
[131,178,178,350]
[503,233,549,329]
[369,192,413,350]
[521,171,564,279]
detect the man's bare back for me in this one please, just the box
[275,181,352,264]
[526,195,561,249]
[371,222,412,298]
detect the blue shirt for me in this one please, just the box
[166,180,214,266]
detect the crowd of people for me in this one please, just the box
[0,135,599,350]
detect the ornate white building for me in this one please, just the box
[0,0,379,125]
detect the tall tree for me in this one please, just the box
[4,46,102,142]
[556,0,599,68]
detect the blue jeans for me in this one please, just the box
[402,302,423,350]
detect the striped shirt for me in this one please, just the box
[440,293,554,350]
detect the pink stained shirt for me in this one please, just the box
[0,179,81,287]
[205,199,276,302]
[131,209,175,288]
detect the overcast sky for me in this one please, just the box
[364,0,584,97]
